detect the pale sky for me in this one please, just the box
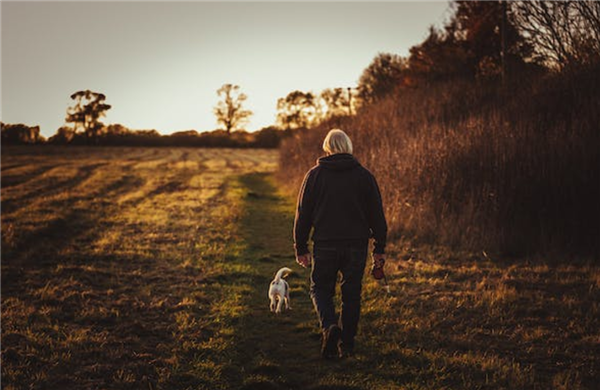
[1,1,450,137]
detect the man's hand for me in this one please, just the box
[372,253,385,268]
[296,253,312,268]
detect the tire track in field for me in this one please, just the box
[1,147,279,390]
[1,163,24,171]
[1,147,272,269]
[0,154,169,267]
[1,147,166,218]
[1,150,196,307]
[115,157,205,205]
[2,150,192,259]
[1,164,69,189]
[1,162,109,215]
[1,188,189,388]
[1,164,147,268]
[81,154,241,388]
[121,147,159,162]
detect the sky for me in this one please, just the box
[1,1,451,137]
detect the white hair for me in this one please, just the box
[322,129,353,155]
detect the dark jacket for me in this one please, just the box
[294,153,387,256]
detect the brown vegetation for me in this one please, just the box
[278,1,600,257]
[278,68,600,256]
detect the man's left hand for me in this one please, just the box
[372,253,385,268]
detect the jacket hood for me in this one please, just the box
[317,153,360,171]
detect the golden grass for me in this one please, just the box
[278,70,600,257]
[2,146,598,389]
[1,146,276,389]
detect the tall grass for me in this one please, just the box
[278,68,600,257]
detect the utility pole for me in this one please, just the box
[501,0,507,88]
[347,87,353,115]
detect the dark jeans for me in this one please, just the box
[310,241,368,347]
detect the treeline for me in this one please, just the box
[1,123,290,149]
[278,1,600,257]
[2,76,355,149]
[1,123,45,145]
[2,85,292,148]
[48,124,289,148]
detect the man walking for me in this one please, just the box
[294,129,387,359]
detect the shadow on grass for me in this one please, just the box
[1,161,205,390]
[230,173,599,390]
[227,173,394,390]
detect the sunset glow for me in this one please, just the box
[2,1,450,137]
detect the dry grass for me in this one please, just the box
[1,146,276,389]
[360,241,599,389]
[278,69,600,257]
[2,146,598,389]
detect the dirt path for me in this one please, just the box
[232,173,336,389]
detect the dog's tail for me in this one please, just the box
[274,267,292,281]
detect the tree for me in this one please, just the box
[276,91,319,129]
[511,1,600,70]
[252,126,285,148]
[213,84,253,134]
[48,126,76,144]
[407,1,535,83]
[105,123,130,136]
[320,88,357,119]
[358,53,407,104]
[408,26,471,82]
[450,1,533,79]
[453,0,505,76]
[65,90,111,143]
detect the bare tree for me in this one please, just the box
[213,84,253,134]
[511,1,600,69]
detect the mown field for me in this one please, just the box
[1,146,598,390]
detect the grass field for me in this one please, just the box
[1,146,598,389]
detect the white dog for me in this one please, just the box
[268,267,292,313]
